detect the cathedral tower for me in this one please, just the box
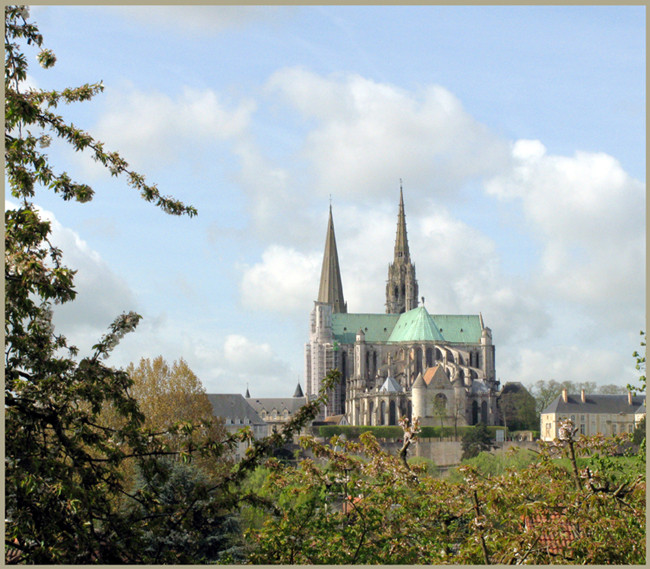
[386,186,418,314]
[318,205,347,313]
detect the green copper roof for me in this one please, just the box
[332,310,484,345]
[332,313,399,344]
[387,306,444,342]
[433,314,482,343]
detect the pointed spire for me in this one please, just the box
[317,205,347,313]
[394,180,410,263]
[245,385,250,398]
[386,183,419,314]
[293,382,304,398]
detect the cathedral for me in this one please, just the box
[305,188,500,427]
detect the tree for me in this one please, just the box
[246,426,645,564]
[5,5,197,562]
[125,356,214,430]
[5,7,339,562]
[431,392,447,432]
[497,382,538,432]
[531,379,630,414]
[628,330,646,394]
[460,423,494,460]
[129,459,245,564]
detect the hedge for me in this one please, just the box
[316,424,507,440]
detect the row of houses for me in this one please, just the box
[207,383,645,455]
[207,384,348,459]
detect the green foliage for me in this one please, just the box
[130,460,244,564]
[447,447,540,483]
[461,423,494,460]
[246,429,645,564]
[628,330,646,394]
[317,424,403,439]
[498,383,539,431]
[318,424,504,440]
[4,6,341,562]
[633,415,646,446]
[407,456,439,477]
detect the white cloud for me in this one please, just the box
[223,334,287,375]
[265,68,512,201]
[503,345,635,388]
[239,245,321,315]
[88,85,255,172]
[485,140,645,328]
[5,202,138,355]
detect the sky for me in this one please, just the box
[9,5,645,398]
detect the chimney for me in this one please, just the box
[628,390,633,405]
[562,388,568,403]
[581,389,586,403]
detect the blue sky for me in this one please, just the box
[12,5,645,397]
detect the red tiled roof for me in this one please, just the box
[524,512,577,556]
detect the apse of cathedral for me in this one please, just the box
[305,187,499,427]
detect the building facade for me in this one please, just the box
[540,389,646,441]
[305,188,500,426]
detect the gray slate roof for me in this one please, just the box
[380,376,402,393]
[248,396,308,415]
[206,393,266,426]
[542,393,646,415]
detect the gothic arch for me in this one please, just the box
[481,401,488,424]
[380,400,386,425]
[426,347,434,367]
[389,400,397,425]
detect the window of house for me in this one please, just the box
[580,424,585,435]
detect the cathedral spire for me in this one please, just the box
[317,205,347,313]
[386,184,419,314]
[394,180,410,263]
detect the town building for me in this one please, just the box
[305,187,501,427]
[206,393,268,459]
[539,389,646,441]
[245,383,309,432]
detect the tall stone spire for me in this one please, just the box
[394,184,410,263]
[317,205,347,313]
[386,183,418,314]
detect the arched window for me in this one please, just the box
[426,347,434,367]
[434,393,448,410]
[369,401,374,425]
[472,401,479,425]
[380,400,386,425]
[481,401,488,424]
[389,400,397,425]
